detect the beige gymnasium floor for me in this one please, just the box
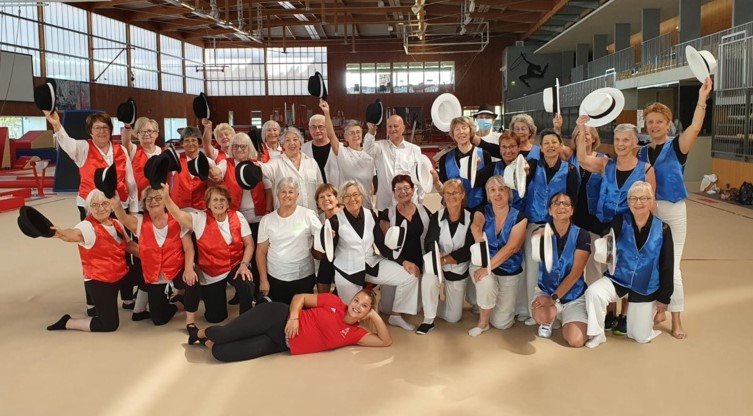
[1,192,752,415]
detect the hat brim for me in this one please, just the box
[686,45,716,83]
[579,87,625,128]
[188,153,209,181]
[18,206,55,238]
[117,98,137,126]
[514,154,527,198]
[472,109,498,118]
[607,228,617,276]
[365,99,384,125]
[431,93,462,133]
[165,145,182,173]
[423,241,445,283]
[235,161,263,190]
[543,223,554,273]
[416,155,434,193]
[33,81,57,113]
[145,153,170,190]
[307,72,328,100]
[94,165,118,199]
[323,219,335,262]
[193,93,210,119]
[543,78,561,114]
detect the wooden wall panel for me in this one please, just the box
[712,158,753,189]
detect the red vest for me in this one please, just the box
[139,214,185,283]
[79,141,129,202]
[197,210,244,276]
[223,159,267,215]
[170,153,207,210]
[214,149,228,163]
[132,147,150,197]
[261,143,283,163]
[78,217,129,283]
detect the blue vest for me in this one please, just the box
[525,159,570,223]
[524,145,541,161]
[596,159,646,223]
[482,205,523,274]
[493,161,525,211]
[637,138,687,202]
[569,153,604,216]
[609,214,662,295]
[538,223,586,303]
[445,147,486,209]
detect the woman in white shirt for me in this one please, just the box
[162,184,255,323]
[261,128,323,212]
[257,177,322,304]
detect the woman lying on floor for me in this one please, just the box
[187,290,392,362]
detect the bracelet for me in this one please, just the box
[696,104,706,109]
[240,262,249,267]
[289,318,298,321]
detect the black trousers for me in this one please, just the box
[85,279,121,332]
[201,264,255,323]
[268,273,315,305]
[147,272,201,326]
[317,259,335,285]
[205,302,289,363]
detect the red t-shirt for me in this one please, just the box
[288,294,369,355]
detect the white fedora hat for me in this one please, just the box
[423,241,445,284]
[542,78,560,115]
[470,237,491,273]
[458,149,480,188]
[415,154,434,194]
[431,93,462,133]
[322,218,335,262]
[384,219,408,258]
[579,87,625,128]
[531,223,554,273]
[685,45,717,83]
[593,228,617,275]
[503,154,527,198]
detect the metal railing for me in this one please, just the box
[571,65,585,82]
[638,31,679,75]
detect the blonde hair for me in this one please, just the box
[213,123,235,139]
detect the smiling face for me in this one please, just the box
[548,194,573,222]
[317,188,338,213]
[393,180,414,204]
[88,195,113,222]
[216,128,234,151]
[181,136,200,158]
[277,184,299,208]
[499,136,520,165]
[207,190,229,217]
[143,188,165,216]
[309,116,326,143]
[341,184,363,214]
[452,121,472,147]
[512,121,532,144]
[442,181,465,210]
[613,131,637,157]
[344,125,363,150]
[387,115,405,143]
[644,112,671,142]
[486,179,510,208]
[628,186,654,217]
[265,125,280,148]
[346,291,374,320]
[90,121,112,149]
[541,133,562,159]
[231,142,250,162]
[283,131,302,157]
[137,122,159,149]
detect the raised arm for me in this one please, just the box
[201,118,218,160]
[121,124,135,156]
[678,78,713,154]
[109,195,138,233]
[159,183,194,230]
[51,226,84,243]
[362,123,378,158]
[574,116,607,174]
[319,99,340,155]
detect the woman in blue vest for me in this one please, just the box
[468,176,527,336]
[521,128,580,325]
[584,181,674,348]
[417,179,474,335]
[531,193,590,347]
[637,78,712,339]
[435,117,493,212]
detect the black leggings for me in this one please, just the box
[205,302,289,362]
[201,264,255,323]
[85,279,121,332]
[268,274,315,305]
[147,273,201,326]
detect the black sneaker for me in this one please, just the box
[86,307,96,317]
[122,302,135,310]
[604,311,617,331]
[132,311,151,321]
[415,323,435,335]
[187,324,200,345]
[613,315,627,336]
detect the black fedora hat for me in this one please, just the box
[17,206,55,238]
[144,153,171,190]
[235,160,263,190]
[94,165,118,199]
[193,92,211,119]
[33,79,57,113]
[117,98,137,126]
[307,71,328,101]
[472,104,498,118]
[188,152,209,181]
[365,99,384,125]
[165,145,182,173]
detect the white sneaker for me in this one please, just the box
[524,317,537,326]
[585,333,607,349]
[388,315,416,331]
[516,314,530,322]
[537,323,553,338]
[468,326,489,337]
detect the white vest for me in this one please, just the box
[333,208,381,275]
[302,141,340,186]
[437,208,471,275]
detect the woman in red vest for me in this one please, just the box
[121,117,162,200]
[110,187,201,327]
[162,184,255,323]
[46,190,138,332]
[169,127,213,212]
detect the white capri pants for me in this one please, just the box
[522,222,541,318]
[334,260,419,315]
[470,265,521,330]
[584,231,607,285]
[655,200,686,313]
[532,288,587,325]
[422,273,467,323]
[585,277,661,343]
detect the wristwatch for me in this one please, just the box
[550,293,560,302]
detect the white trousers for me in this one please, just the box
[335,261,419,315]
[655,200,686,312]
[584,231,607,285]
[470,265,521,330]
[522,223,541,318]
[585,277,661,343]
[421,274,467,323]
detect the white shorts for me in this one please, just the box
[533,287,587,325]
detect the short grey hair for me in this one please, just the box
[134,117,158,135]
[280,127,304,146]
[509,113,537,137]
[485,175,513,201]
[230,133,258,160]
[614,123,640,142]
[309,114,325,126]
[276,176,300,194]
[628,181,654,198]
[85,189,108,213]
[339,180,367,205]
[343,120,362,132]
[261,120,281,143]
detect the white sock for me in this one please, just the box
[388,315,415,331]
[133,289,149,313]
[585,332,607,349]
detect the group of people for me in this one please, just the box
[37,76,711,362]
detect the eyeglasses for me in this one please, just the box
[182,138,199,144]
[394,186,413,193]
[343,193,362,200]
[550,201,572,208]
[92,126,111,132]
[628,196,653,204]
[232,144,248,150]
[139,129,157,136]
[89,201,112,210]
[500,145,519,151]
[444,190,463,197]
[346,130,362,136]
[310,125,326,131]
[145,196,163,203]
[513,127,529,132]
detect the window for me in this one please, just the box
[184,43,205,95]
[130,26,158,90]
[251,111,262,129]
[267,47,327,96]
[349,61,454,94]
[91,13,127,86]
[160,35,183,93]
[204,47,265,96]
[0,6,41,76]
[164,118,188,142]
[45,3,90,82]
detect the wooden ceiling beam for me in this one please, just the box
[128,7,193,22]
